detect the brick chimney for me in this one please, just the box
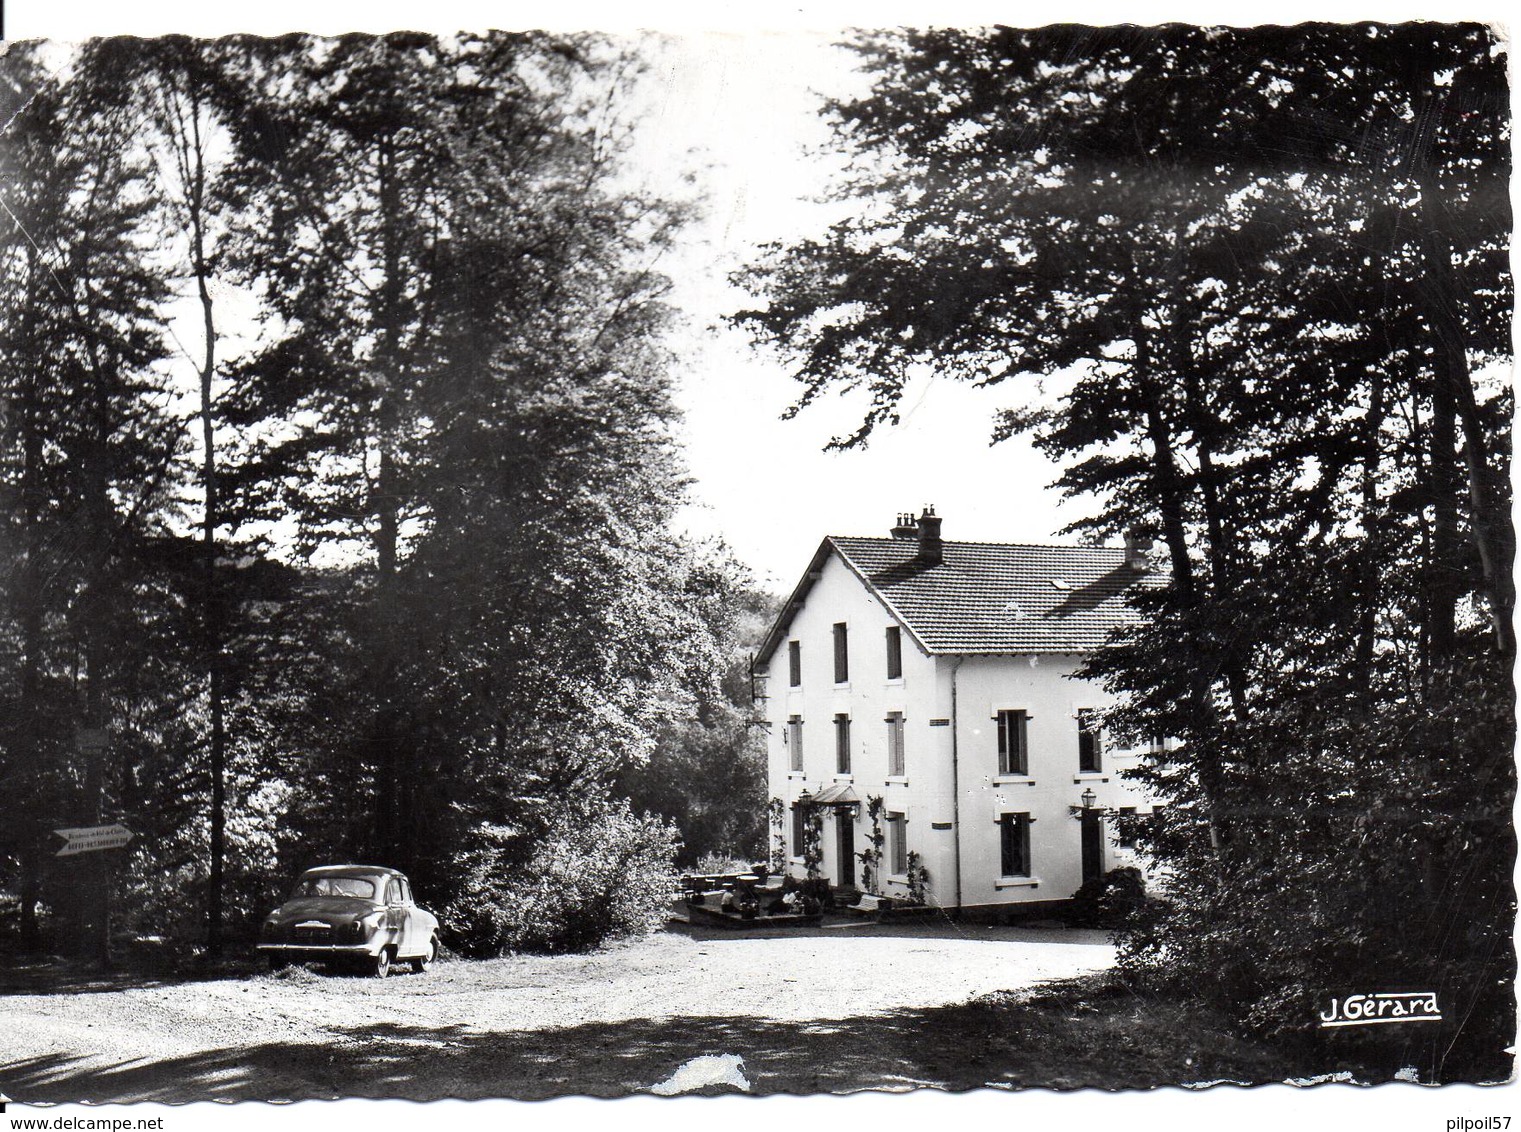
[916,506,942,564]
[890,512,918,539]
[1123,528,1154,571]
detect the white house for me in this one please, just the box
[753,508,1164,917]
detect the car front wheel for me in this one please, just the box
[411,936,438,975]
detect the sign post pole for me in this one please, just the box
[74,727,110,968]
[54,821,135,971]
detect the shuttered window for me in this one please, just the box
[787,715,803,772]
[833,622,849,683]
[887,813,908,875]
[885,626,902,679]
[788,641,801,687]
[886,712,906,776]
[834,713,851,774]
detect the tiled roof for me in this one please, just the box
[830,537,1146,655]
[755,535,1151,666]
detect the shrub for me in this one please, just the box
[1067,866,1147,929]
[693,852,751,876]
[446,795,679,957]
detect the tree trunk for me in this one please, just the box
[1354,370,1386,697]
[16,246,47,953]
[1407,48,1513,657]
[1415,174,1513,657]
[1426,358,1461,667]
[371,129,405,864]
[1133,321,1196,601]
[82,352,113,969]
[1167,230,1250,725]
[182,80,230,962]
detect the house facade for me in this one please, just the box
[753,509,1164,915]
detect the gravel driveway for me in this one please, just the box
[1,920,1115,1102]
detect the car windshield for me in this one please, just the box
[291,875,376,900]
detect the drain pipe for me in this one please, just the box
[949,656,966,914]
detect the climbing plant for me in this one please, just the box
[800,801,824,881]
[857,794,885,895]
[766,797,787,873]
[905,851,930,906]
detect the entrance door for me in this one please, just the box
[836,812,855,887]
[1080,813,1103,882]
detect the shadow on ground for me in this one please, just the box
[0,979,1329,1103]
[665,915,1113,947]
[0,959,195,997]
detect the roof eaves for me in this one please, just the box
[931,646,1114,657]
[752,538,836,671]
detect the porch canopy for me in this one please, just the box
[808,783,861,807]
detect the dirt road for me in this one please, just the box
[1,920,1115,1102]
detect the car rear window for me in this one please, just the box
[293,876,376,900]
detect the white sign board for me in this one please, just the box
[54,824,134,856]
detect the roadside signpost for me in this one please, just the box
[54,823,134,857]
[61,721,126,967]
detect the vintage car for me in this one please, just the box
[257,865,440,977]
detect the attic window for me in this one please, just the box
[1049,579,1071,591]
[1001,601,1023,619]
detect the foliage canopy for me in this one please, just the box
[737,23,1513,1080]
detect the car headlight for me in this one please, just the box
[260,919,278,940]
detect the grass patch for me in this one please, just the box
[917,973,1441,1089]
[253,962,327,985]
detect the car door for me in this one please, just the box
[393,876,416,957]
[382,877,406,952]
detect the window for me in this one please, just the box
[293,876,375,900]
[788,641,801,687]
[885,626,903,680]
[792,804,807,857]
[886,711,906,776]
[999,813,1032,877]
[833,622,849,683]
[834,713,852,773]
[996,709,1029,775]
[1078,709,1102,773]
[1116,806,1138,847]
[887,812,908,875]
[787,715,804,772]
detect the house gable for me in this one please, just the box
[754,538,930,671]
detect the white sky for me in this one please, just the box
[629,31,1082,592]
